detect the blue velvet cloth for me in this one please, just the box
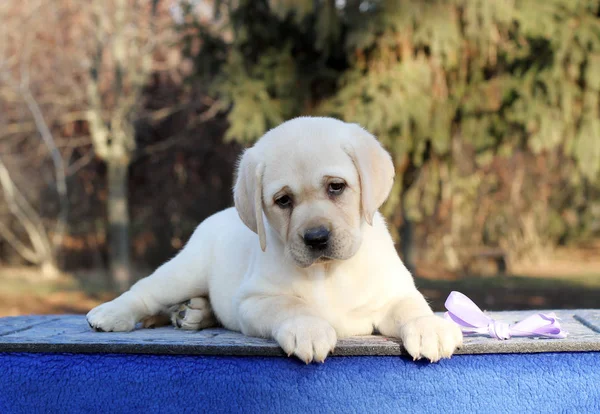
[1,352,599,413]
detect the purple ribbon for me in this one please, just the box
[444,291,568,340]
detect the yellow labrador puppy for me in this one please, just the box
[87,117,462,363]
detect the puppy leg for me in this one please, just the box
[238,295,337,364]
[87,230,211,332]
[377,292,463,362]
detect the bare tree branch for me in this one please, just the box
[0,156,54,269]
[66,149,95,176]
[0,221,40,264]
[19,86,68,250]
[0,112,88,140]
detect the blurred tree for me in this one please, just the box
[0,157,57,277]
[0,0,72,277]
[0,0,180,290]
[79,0,169,292]
[319,0,600,268]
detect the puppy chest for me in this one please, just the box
[296,277,380,336]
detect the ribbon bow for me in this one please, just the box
[444,291,568,340]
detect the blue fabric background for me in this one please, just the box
[1,352,598,413]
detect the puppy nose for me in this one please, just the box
[303,226,330,250]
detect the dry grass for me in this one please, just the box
[0,268,114,317]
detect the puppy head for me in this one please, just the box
[234,117,394,267]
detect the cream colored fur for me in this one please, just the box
[87,117,462,363]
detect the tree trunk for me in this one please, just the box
[107,157,131,292]
[400,201,416,275]
[398,159,418,276]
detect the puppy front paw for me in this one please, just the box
[86,300,137,332]
[274,316,337,364]
[400,315,463,362]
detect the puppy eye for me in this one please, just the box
[328,182,346,195]
[275,195,292,208]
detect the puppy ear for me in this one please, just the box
[345,124,395,225]
[233,148,267,251]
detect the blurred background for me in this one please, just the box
[0,0,599,317]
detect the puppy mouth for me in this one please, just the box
[289,249,335,268]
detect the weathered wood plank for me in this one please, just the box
[574,309,600,333]
[0,310,599,356]
[0,315,61,336]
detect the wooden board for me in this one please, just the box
[0,310,599,356]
